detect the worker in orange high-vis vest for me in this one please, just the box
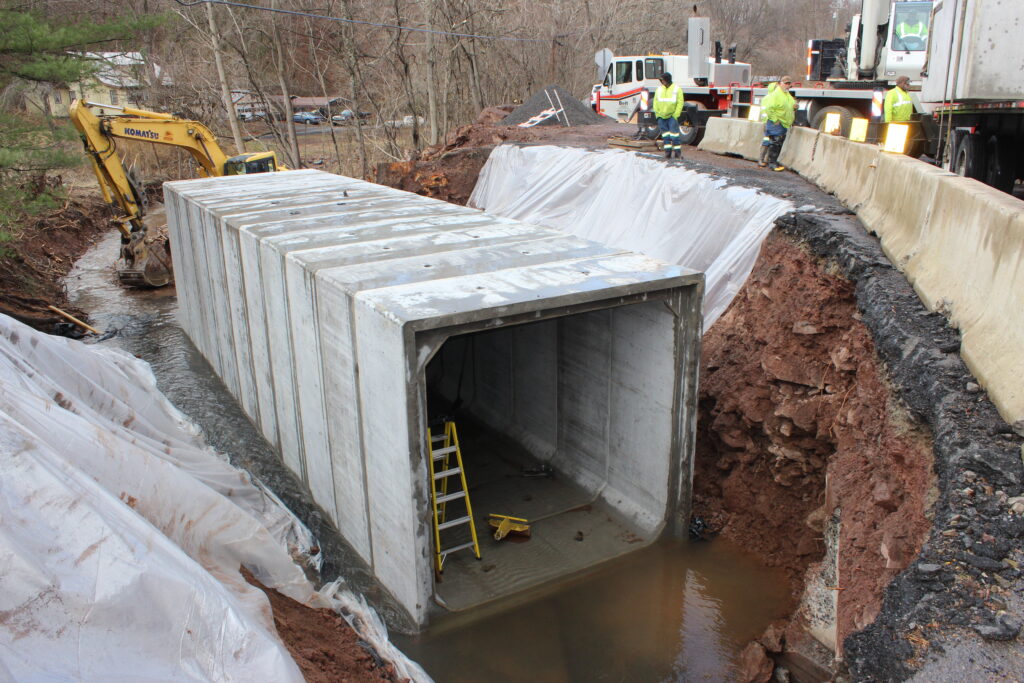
[653,72,685,159]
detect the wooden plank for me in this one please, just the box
[607,137,659,150]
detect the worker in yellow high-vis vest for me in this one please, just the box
[759,76,796,171]
[884,76,914,123]
[653,72,685,159]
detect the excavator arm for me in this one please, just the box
[69,99,282,287]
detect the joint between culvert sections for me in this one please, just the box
[349,299,375,572]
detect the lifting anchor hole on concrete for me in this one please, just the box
[163,169,704,628]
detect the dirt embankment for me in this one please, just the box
[373,105,621,205]
[243,569,397,683]
[0,194,111,330]
[693,231,935,653]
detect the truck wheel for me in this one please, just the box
[955,133,986,180]
[811,105,854,137]
[940,130,964,172]
[679,103,706,146]
[678,119,701,146]
[985,135,1016,193]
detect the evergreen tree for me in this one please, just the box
[0,6,163,239]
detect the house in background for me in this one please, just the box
[24,52,169,117]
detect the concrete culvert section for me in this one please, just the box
[164,169,703,627]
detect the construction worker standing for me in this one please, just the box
[654,72,685,159]
[759,76,796,171]
[884,76,914,123]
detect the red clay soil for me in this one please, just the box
[693,232,934,652]
[242,569,395,683]
[0,193,111,330]
[374,116,623,205]
[375,146,493,206]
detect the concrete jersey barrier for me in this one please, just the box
[900,177,1024,429]
[706,122,1024,433]
[698,117,764,161]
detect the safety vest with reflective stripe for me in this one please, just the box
[896,21,927,39]
[761,82,796,128]
[653,84,684,120]
[884,86,913,122]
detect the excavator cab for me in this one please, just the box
[224,151,280,175]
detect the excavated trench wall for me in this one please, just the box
[163,169,703,627]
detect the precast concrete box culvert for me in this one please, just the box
[164,169,704,626]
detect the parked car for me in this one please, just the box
[331,109,372,125]
[331,109,355,125]
[293,111,324,125]
[386,114,426,128]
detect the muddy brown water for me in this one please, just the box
[67,230,791,682]
[396,538,790,682]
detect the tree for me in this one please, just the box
[0,5,162,235]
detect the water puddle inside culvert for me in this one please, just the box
[67,229,792,681]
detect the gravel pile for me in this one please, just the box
[500,85,606,127]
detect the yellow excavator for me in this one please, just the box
[69,99,285,287]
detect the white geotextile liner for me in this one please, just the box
[0,315,429,682]
[470,145,793,326]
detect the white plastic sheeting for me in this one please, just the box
[0,314,429,682]
[470,145,793,326]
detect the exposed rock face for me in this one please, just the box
[693,232,934,653]
[735,641,774,683]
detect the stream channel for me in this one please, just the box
[67,230,791,682]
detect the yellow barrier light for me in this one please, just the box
[824,112,842,135]
[849,118,869,143]
[747,105,761,122]
[883,123,909,154]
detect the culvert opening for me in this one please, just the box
[421,298,696,611]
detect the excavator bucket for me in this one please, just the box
[117,229,173,288]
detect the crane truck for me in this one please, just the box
[601,2,1022,193]
[69,99,285,287]
[802,0,1023,192]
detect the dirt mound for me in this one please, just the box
[475,105,516,126]
[500,85,605,127]
[243,569,395,682]
[375,147,493,206]
[0,193,112,331]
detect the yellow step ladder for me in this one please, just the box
[427,421,481,572]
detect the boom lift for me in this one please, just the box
[69,99,284,287]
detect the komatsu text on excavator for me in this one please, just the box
[69,99,284,287]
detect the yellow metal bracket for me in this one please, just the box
[488,514,531,541]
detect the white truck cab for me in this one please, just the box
[850,0,932,85]
[593,54,751,121]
